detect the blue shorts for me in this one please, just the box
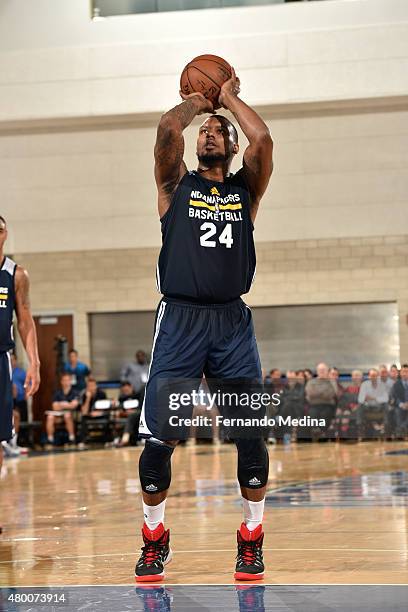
[139,297,262,439]
[0,352,13,442]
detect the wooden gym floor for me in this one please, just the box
[1,441,408,587]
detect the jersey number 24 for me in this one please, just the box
[200,222,233,249]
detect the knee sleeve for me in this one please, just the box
[139,439,175,493]
[235,438,269,489]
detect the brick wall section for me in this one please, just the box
[16,234,408,365]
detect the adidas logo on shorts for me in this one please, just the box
[249,477,261,486]
[146,484,158,492]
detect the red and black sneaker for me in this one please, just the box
[234,522,265,581]
[135,523,172,583]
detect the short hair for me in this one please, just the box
[401,364,408,369]
[121,380,132,386]
[0,215,6,225]
[61,372,71,380]
[213,115,238,144]
[87,376,97,383]
[69,349,78,355]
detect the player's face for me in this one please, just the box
[196,118,234,164]
[0,220,7,250]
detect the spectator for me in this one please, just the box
[390,364,408,438]
[390,364,400,384]
[303,368,314,382]
[358,369,389,405]
[295,370,306,384]
[46,373,79,448]
[278,370,305,445]
[114,381,142,447]
[329,367,344,399]
[332,369,363,439]
[120,350,149,402]
[379,364,394,397]
[265,368,285,444]
[357,368,389,436]
[64,349,90,393]
[305,362,337,437]
[78,377,108,448]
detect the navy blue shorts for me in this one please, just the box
[0,352,13,442]
[139,297,262,439]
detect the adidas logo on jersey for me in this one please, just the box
[249,477,261,486]
[146,484,158,492]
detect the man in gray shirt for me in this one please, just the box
[305,362,337,437]
[120,350,149,400]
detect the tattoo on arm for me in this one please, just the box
[155,98,201,175]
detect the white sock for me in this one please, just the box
[143,499,166,531]
[243,498,265,531]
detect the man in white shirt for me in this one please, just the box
[357,368,389,436]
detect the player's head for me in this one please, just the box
[0,216,7,250]
[196,115,239,167]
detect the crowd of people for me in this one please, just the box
[4,350,407,456]
[3,349,149,456]
[263,362,408,444]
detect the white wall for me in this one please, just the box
[0,1,408,121]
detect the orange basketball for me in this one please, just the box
[180,54,232,109]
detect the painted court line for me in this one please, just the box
[0,547,406,565]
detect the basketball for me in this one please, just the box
[180,54,232,109]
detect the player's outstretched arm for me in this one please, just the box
[15,266,40,397]
[219,68,273,222]
[155,93,213,217]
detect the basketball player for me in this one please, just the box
[0,216,40,477]
[136,68,273,581]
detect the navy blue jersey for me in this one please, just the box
[157,170,256,304]
[0,257,16,353]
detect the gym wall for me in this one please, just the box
[1,0,407,366]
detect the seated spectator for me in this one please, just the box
[120,350,149,404]
[390,364,408,438]
[265,368,286,444]
[305,362,337,437]
[64,349,90,393]
[278,370,305,445]
[390,364,400,384]
[332,369,363,438]
[303,368,314,382]
[114,381,141,447]
[329,367,344,399]
[379,364,394,397]
[46,373,79,448]
[78,377,108,448]
[357,368,389,436]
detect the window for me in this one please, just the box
[92,0,314,18]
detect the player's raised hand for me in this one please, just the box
[179,91,214,115]
[218,67,241,109]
